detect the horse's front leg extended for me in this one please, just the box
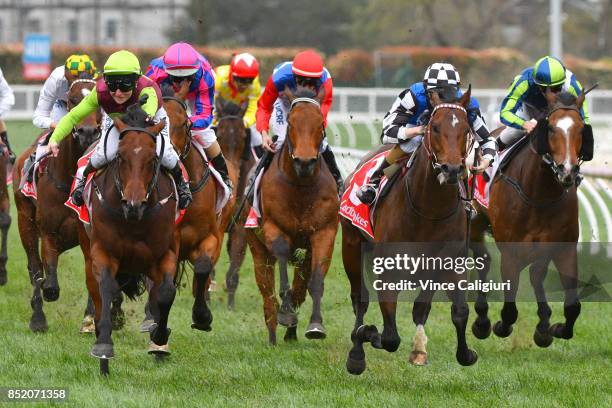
[264,223,295,328]
[90,248,119,364]
[551,247,581,340]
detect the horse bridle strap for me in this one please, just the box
[425,103,475,169]
[291,97,320,109]
[69,78,96,91]
[286,97,325,160]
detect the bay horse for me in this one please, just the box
[12,77,103,332]
[342,89,479,375]
[245,87,339,345]
[78,102,179,375]
[0,141,10,286]
[160,87,221,333]
[470,89,591,347]
[215,98,255,310]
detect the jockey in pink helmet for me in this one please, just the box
[145,42,232,191]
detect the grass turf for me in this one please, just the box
[0,121,610,407]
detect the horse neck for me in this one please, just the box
[518,144,566,199]
[217,123,244,163]
[404,147,459,217]
[51,134,80,179]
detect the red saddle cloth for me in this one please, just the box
[64,148,187,225]
[339,151,392,239]
[19,132,52,199]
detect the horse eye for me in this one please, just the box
[432,124,440,133]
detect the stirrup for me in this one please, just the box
[72,181,87,206]
[356,184,378,205]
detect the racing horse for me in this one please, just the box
[342,89,479,374]
[245,87,339,345]
[12,76,104,332]
[159,86,222,333]
[470,88,592,347]
[214,98,255,310]
[0,138,10,285]
[78,101,179,375]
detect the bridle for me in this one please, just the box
[68,79,100,141]
[285,97,325,160]
[423,103,475,173]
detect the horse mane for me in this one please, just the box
[161,82,175,98]
[431,85,460,103]
[556,91,577,107]
[217,98,243,117]
[76,71,95,80]
[120,96,151,128]
[292,86,317,99]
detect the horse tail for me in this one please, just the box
[115,272,146,300]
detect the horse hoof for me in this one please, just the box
[277,310,298,328]
[227,294,235,311]
[80,315,95,334]
[111,309,126,331]
[91,343,114,360]
[549,323,572,340]
[191,322,212,332]
[457,349,478,366]
[192,308,213,331]
[42,286,60,302]
[346,356,366,375]
[493,321,513,338]
[305,322,327,340]
[140,320,157,333]
[284,327,298,342]
[29,315,48,333]
[0,270,6,286]
[148,341,170,356]
[471,319,492,339]
[409,350,428,366]
[533,329,554,348]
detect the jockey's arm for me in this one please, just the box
[381,89,420,144]
[568,75,591,125]
[33,69,62,129]
[255,76,279,134]
[0,68,15,118]
[320,78,333,128]
[50,89,99,145]
[500,75,529,130]
[243,76,261,128]
[469,103,497,161]
[189,71,215,129]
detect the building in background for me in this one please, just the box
[0,0,189,46]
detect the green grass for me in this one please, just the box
[0,121,611,407]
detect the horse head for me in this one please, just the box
[161,84,191,157]
[113,103,166,221]
[216,98,248,161]
[425,85,473,184]
[533,86,594,188]
[67,73,101,149]
[284,86,325,178]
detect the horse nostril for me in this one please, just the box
[440,164,449,173]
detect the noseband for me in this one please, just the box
[424,103,475,172]
[285,97,325,160]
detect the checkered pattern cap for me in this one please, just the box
[423,62,460,89]
[65,54,96,77]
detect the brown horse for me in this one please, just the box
[13,77,102,332]
[0,141,10,285]
[245,87,339,345]
[470,89,590,347]
[215,98,255,310]
[342,90,479,375]
[78,104,179,376]
[161,88,221,332]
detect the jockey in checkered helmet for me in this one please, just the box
[356,62,497,206]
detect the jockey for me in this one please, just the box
[214,52,264,159]
[0,67,15,163]
[357,62,497,205]
[145,42,233,192]
[255,50,344,192]
[498,55,590,150]
[25,54,97,182]
[48,50,192,209]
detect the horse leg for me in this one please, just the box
[447,287,478,366]
[148,250,178,356]
[40,235,60,302]
[550,248,581,340]
[90,257,119,376]
[140,278,156,333]
[84,256,107,375]
[493,253,521,338]
[379,297,401,353]
[469,241,492,340]
[0,209,11,285]
[409,289,435,366]
[283,250,312,342]
[110,291,125,331]
[191,234,218,332]
[225,224,248,311]
[305,227,337,340]
[264,226,295,328]
[16,199,46,332]
[530,259,554,347]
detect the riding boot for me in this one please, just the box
[356,159,391,205]
[321,146,344,196]
[0,131,15,164]
[169,163,192,210]
[253,145,264,160]
[71,161,97,206]
[210,153,233,192]
[24,150,37,183]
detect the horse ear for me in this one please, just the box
[113,117,127,133]
[176,81,190,100]
[534,119,550,155]
[146,119,166,136]
[429,91,442,107]
[215,99,224,117]
[459,84,471,109]
[315,86,325,103]
[544,87,557,107]
[284,86,295,102]
[577,83,598,110]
